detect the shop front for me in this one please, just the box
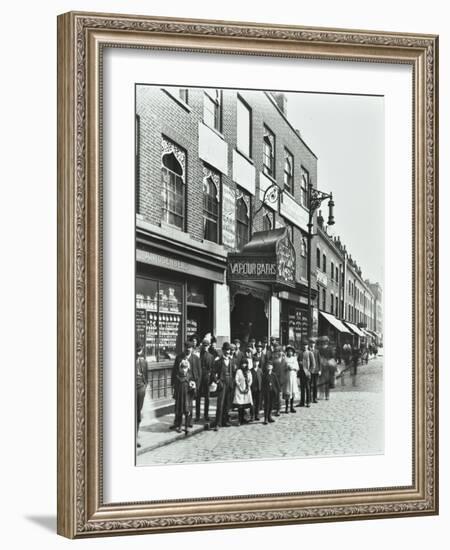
[343,320,365,347]
[319,311,352,348]
[227,227,296,345]
[278,290,309,350]
[136,232,226,404]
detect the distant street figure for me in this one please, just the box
[317,336,337,400]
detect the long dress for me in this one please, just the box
[282,355,300,400]
[233,369,253,408]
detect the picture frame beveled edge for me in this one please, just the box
[57,11,439,539]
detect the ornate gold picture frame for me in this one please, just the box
[57,11,438,538]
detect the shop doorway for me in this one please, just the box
[230,292,268,344]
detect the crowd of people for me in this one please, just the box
[135,335,378,442]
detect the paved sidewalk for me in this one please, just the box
[137,399,219,456]
[137,356,383,461]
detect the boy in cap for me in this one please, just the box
[262,362,280,424]
[170,340,201,429]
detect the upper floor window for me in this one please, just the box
[236,192,251,250]
[237,96,252,157]
[262,208,274,232]
[322,288,326,311]
[301,167,309,208]
[335,296,339,316]
[336,266,339,284]
[330,292,334,314]
[263,126,275,177]
[285,221,294,243]
[316,248,321,270]
[161,146,185,230]
[322,253,327,273]
[300,237,307,279]
[331,261,335,280]
[178,88,188,104]
[203,173,220,243]
[204,89,221,131]
[284,149,294,194]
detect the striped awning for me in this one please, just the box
[344,321,365,337]
[319,311,352,334]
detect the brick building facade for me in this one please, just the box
[135,85,383,374]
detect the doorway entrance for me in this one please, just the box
[230,292,268,344]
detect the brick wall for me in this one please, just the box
[136,86,318,285]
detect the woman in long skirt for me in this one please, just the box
[282,345,300,413]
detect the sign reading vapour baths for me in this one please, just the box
[227,233,296,288]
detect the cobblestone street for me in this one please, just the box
[138,357,384,466]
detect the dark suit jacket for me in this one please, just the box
[213,356,234,386]
[262,371,280,396]
[253,352,267,371]
[250,367,263,391]
[232,350,244,369]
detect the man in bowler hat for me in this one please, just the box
[212,342,235,430]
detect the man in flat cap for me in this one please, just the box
[171,340,201,429]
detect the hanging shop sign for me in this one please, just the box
[227,228,296,288]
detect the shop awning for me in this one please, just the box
[344,321,365,337]
[362,328,373,340]
[227,228,296,289]
[319,311,352,334]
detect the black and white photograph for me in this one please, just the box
[135,85,384,466]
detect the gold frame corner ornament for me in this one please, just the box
[57,11,439,539]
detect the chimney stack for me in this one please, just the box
[271,92,287,115]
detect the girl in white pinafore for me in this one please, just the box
[233,359,253,425]
[282,345,300,413]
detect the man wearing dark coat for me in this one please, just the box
[171,341,201,429]
[262,362,281,424]
[212,341,234,430]
[231,338,244,371]
[195,338,215,421]
[249,354,263,421]
[253,341,267,371]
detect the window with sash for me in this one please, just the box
[236,193,251,250]
[262,208,274,231]
[203,89,221,131]
[263,126,275,177]
[284,149,294,194]
[301,166,309,208]
[161,149,185,230]
[203,175,220,243]
[237,96,252,157]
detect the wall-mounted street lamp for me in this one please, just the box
[307,183,335,337]
[252,180,336,339]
